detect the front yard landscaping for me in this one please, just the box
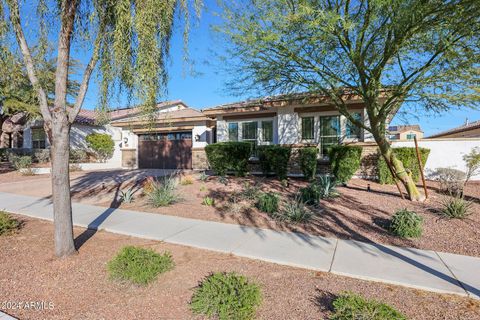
[0,215,478,319]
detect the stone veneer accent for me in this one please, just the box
[192,148,208,170]
[121,149,136,168]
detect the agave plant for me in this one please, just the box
[119,188,134,203]
[317,175,339,199]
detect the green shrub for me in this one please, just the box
[328,145,362,184]
[85,133,114,162]
[205,142,252,176]
[274,197,312,223]
[190,272,262,320]
[299,147,318,180]
[331,292,406,320]
[441,197,472,219]
[299,183,321,205]
[0,148,7,161]
[257,145,291,180]
[69,148,88,163]
[9,154,33,170]
[146,175,179,207]
[390,209,423,238]
[107,246,174,285]
[256,192,279,213]
[202,196,215,206]
[0,211,21,236]
[378,147,430,185]
[119,188,134,203]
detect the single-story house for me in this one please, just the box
[18,93,385,173]
[387,125,423,141]
[427,119,480,139]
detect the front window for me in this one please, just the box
[242,122,258,141]
[228,123,238,141]
[301,117,314,140]
[346,112,362,139]
[406,133,416,140]
[261,120,273,142]
[319,116,340,157]
[32,128,46,149]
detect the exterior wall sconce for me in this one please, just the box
[123,137,129,145]
[195,134,201,142]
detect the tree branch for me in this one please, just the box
[68,27,103,123]
[6,0,51,123]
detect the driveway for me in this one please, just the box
[0,168,181,205]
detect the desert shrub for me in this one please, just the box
[85,133,114,162]
[205,142,251,176]
[390,209,423,238]
[299,183,321,205]
[257,145,291,180]
[107,246,174,285]
[300,176,339,204]
[199,171,209,182]
[429,167,466,196]
[299,147,318,181]
[69,148,88,163]
[180,175,194,185]
[119,188,134,203]
[441,197,473,219]
[240,182,261,201]
[190,272,262,320]
[274,197,312,222]
[9,154,32,170]
[256,192,279,213]
[0,148,7,161]
[328,145,363,184]
[202,196,215,206]
[378,147,430,185]
[33,149,50,163]
[317,175,339,199]
[331,292,406,320]
[0,211,21,236]
[142,176,156,194]
[146,175,179,207]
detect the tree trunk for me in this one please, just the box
[376,136,425,201]
[48,118,76,257]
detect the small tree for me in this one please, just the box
[86,133,114,162]
[463,147,480,188]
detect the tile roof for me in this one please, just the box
[74,100,186,125]
[428,120,480,138]
[111,107,205,124]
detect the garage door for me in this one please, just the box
[138,132,192,169]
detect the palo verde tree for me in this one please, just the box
[217,0,480,201]
[0,0,202,257]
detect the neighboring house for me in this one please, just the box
[387,125,423,141]
[203,92,376,158]
[428,119,480,139]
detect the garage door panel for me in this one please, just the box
[138,132,192,169]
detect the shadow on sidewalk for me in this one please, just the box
[74,207,117,250]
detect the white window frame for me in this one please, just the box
[226,117,276,145]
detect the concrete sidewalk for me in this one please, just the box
[1,191,479,299]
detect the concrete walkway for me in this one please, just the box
[1,191,479,300]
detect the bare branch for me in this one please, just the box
[6,0,51,122]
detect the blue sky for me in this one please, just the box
[19,0,480,136]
